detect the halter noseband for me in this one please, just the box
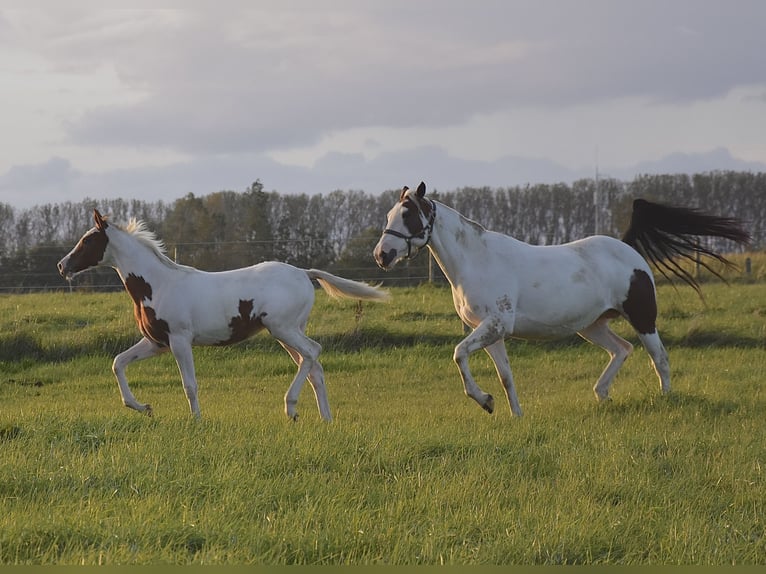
[382,200,437,260]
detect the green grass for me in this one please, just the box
[0,279,764,564]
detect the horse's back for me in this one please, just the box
[483,235,654,338]
[564,235,651,274]
[203,261,312,293]
[177,261,316,345]
[212,261,315,315]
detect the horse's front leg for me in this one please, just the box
[112,337,167,415]
[169,334,201,418]
[453,317,506,414]
[484,339,523,416]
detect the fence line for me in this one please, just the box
[2,233,763,293]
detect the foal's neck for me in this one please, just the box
[108,228,177,283]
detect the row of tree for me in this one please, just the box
[1,172,763,291]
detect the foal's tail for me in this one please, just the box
[621,198,751,292]
[306,269,390,302]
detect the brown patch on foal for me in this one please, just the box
[124,273,171,346]
[68,228,109,274]
[220,299,267,345]
[621,269,657,334]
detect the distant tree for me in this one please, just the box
[243,179,275,262]
[0,203,15,255]
[0,171,762,292]
[161,193,218,269]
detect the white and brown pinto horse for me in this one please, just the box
[59,210,388,421]
[374,182,749,416]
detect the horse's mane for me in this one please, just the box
[121,219,169,259]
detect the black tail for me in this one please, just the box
[621,199,751,292]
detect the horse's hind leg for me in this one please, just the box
[272,327,331,422]
[637,331,671,394]
[169,335,201,418]
[453,320,504,414]
[483,339,522,416]
[620,270,670,394]
[279,341,331,421]
[578,320,633,401]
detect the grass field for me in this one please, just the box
[0,272,764,564]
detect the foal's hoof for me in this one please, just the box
[482,395,495,414]
[290,413,299,423]
[144,404,154,417]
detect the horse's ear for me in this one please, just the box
[399,186,409,201]
[416,181,426,197]
[94,209,108,231]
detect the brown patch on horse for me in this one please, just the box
[401,197,424,236]
[621,269,657,334]
[400,191,433,235]
[124,273,171,346]
[220,299,267,345]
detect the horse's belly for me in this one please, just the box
[511,317,584,339]
[512,306,608,339]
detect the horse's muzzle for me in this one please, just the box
[57,258,72,280]
[374,247,397,270]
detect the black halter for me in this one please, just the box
[382,200,437,260]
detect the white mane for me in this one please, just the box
[123,218,168,257]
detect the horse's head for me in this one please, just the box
[57,210,110,280]
[374,181,436,270]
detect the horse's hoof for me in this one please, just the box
[144,404,153,417]
[482,395,495,414]
[290,413,299,422]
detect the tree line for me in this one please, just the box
[0,172,763,292]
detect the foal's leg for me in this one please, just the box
[483,339,523,416]
[453,319,504,414]
[578,320,633,401]
[271,327,330,421]
[112,336,167,415]
[637,331,671,394]
[168,334,201,418]
[279,342,331,421]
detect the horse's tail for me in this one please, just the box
[306,269,390,302]
[621,198,751,292]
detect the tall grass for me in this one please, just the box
[0,276,764,564]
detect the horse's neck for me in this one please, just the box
[108,230,175,284]
[428,202,494,283]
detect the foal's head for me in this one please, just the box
[374,181,435,270]
[57,210,110,280]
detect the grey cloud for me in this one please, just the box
[615,148,766,180]
[51,1,766,156]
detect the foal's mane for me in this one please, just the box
[122,219,168,258]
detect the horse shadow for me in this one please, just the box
[593,391,758,419]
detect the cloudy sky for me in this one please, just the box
[1,2,765,208]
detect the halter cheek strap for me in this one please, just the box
[382,201,437,260]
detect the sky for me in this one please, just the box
[1,1,766,209]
